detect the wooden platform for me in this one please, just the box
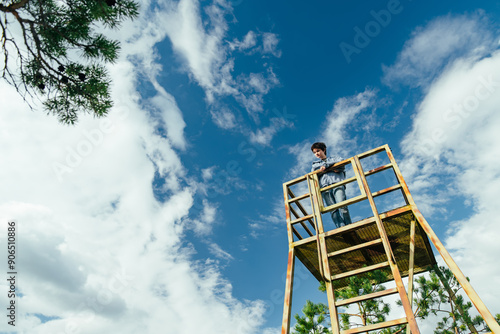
[294,205,436,290]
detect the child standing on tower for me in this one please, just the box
[310,142,352,228]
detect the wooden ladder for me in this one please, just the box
[305,155,419,334]
[282,145,500,334]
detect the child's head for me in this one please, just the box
[311,142,327,158]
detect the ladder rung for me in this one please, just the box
[320,175,357,192]
[288,193,310,203]
[324,215,376,237]
[341,317,407,334]
[356,145,387,159]
[335,287,398,307]
[291,226,302,240]
[364,163,393,176]
[322,194,366,213]
[289,207,315,236]
[331,261,389,281]
[328,239,382,258]
[284,175,307,186]
[290,214,314,225]
[372,184,402,198]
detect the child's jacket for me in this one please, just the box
[311,155,346,188]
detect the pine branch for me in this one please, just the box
[0,0,30,12]
[0,0,138,123]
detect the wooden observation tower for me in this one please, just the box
[281,144,499,334]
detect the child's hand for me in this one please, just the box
[320,166,326,171]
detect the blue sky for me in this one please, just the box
[1,0,500,333]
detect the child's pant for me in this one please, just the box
[322,186,352,228]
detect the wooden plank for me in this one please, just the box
[335,287,398,307]
[379,205,411,219]
[328,239,382,258]
[283,174,307,187]
[406,219,416,334]
[283,184,294,245]
[281,247,295,334]
[290,214,314,225]
[408,219,416,302]
[288,192,309,203]
[311,158,352,176]
[306,174,325,277]
[323,194,366,213]
[342,317,408,334]
[349,157,368,208]
[331,261,389,281]
[291,226,302,240]
[356,145,387,159]
[291,234,316,247]
[364,163,393,177]
[372,184,402,198]
[324,215,376,237]
[319,176,357,192]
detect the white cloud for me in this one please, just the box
[400,52,500,208]
[162,0,231,99]
[249,113,294,146]
[323,88,377,156]
[262,33,282,58]
[399,44,500,316]
[208,243,234,261]
[158,0,286,147]
[190,199,218,236]
[160,0,280,130]
[0,1,269,333]
[248,199,287,238]
[382,13,497,88]
[263,327,281,334]
[202,166,216,181]
[230,31,281,58]
[284,89,377,195]
[386,13,500,319]
[236,93,265,116]
[230,31,258,51]
[246,71,278,95]
[210,106,239,129]
[149,83,187,150]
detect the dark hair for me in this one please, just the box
[311,142,327,154]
